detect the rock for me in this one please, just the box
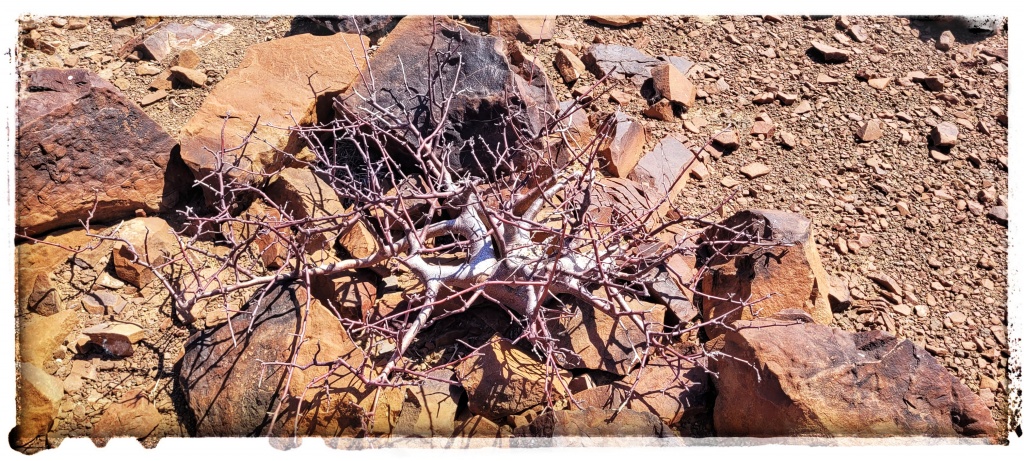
[867,272,903,296]
[23,272,63,316]
[110,16,136,28]
[937,30,955,51]
[710,316,998,437]
[699,210,833,339]
[987,206,1008,226]
[589,15,648,27]
[924,75,948,91]
[739,162,771,179]
[793,100,813,114]
[658,55,695,75]
[597,111,647,178]
[553,48,586,84]
[643,99,675,121]
[607,89,632,105]
[930,149,952,162]
[16,68,185,237]
[848,25,869,42]
[81,321,146,357]
[931,122,959,147]
[338,16,556,175]
[489,16,556,44]
[750,120,775,137]
[856,119,884,142]
[546,288,665,375]
[650,63,696,109]
[139,90,168,106]
[572,357,710,425]
[627,134,695,207]
[111,217,179,289]
[455,335,570,420]
[169,65,207,87]
[175,49,202,68]
[309,271,378,321]
[453,415,507,438]
[140,19,234,61]
[135,62,162,76]
[181,33,370,204]
[180,283,376,436]
[713,130,740,150]
[811,41,851,63]
[582,44,662,85]
[12,363,64,447]
[513,408,671,437]
[90,388,162,441]
[550,101,597,166]
[19,310,78,368]
[80,291,128,315]
[264,167,348,256]
[828,274,852,311]
[868,77,891,89]
[392,369,463,437]
[67,17,88,29]
[779,131,797,148]
[817,73,839,85]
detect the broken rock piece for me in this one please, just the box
[82,321,147,357]
[140,19,234,62]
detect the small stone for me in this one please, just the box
[721,177,740,188]
[856,119,884,142]
[554,48,586,84]
[608,89,631,105]
[937,30,955,51]
[713,131,739,149]
[135,62,162,76]
[81,322,147,357]
[848,25,869,42]
[986,206,1008,226]
[651,63,697,109]
[110,17,136,28]
[930,122,959,147]
[80,291,128,315]
[946,311,968,325]
[793,100,812,114]
[811,41,850,63]
[139,90,168,106]
[643,98,674,121]
[892,304,914,317]
[776,92,798,105]
[175,49,202,69]
[589,15,648,27]
[868,272,903,296]
[752,92,775,104]
[739,162,770,179]
[170,66,207,87]
[924,76,948,91]
[868,77,891,89]
[750,120,775,137]
[779,132,796,148]
[930,150,951,162]
[914,305,929,317]
[817,73,839,85]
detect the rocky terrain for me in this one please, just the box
[11,14,1014,453]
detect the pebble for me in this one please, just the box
[946,311,968,324]
[139,90,168,106]
[914,305,929,317]
[739,162,770,179]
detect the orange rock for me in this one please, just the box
[597,111,647,177]
[489,15,557,44]
[651,63,696,109]
[12,363,64,447]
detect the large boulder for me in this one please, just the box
[16,68,186,237]
[513,408,673,437]
[12,362,64,448]
[698,210,832,338]
[179,283,380,436]
[179,33,370,204]
[710,313,999,438]
[455,335,570,420]
[336,16,558,175]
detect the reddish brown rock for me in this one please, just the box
[628,134,696,208]
[739,162,771,179]
[139,19,234,62]
[937,30,955,51]
[924,75,948,91]
[554,48,586,84]
[23,273,63,316]
[310,271,379,321]
[169,65,207,87]
[643,98,675,121]
[111,217,179,289]
[19,310,78,368]
[453,415,508,438]
[180,33,370,203]
[856,119,884,142]
[16,68,185,237]
[489,16,557,44]
[392,369,463,437]
[180,283,375,436]
[597,111,647,177]
[572,357,710,425]
[713,130,740,150]
[90,388,162,441]
[12,362,64,447]
[811,41,851,62]
[455,336,570,420]
[514,408,671,437]
[82,321,146,357]
[699,210,833,339]
[651,63,697,109]
[931,121,959,147]
[710,315,998,438]
[589,15,648,27]
[750,120,775,137]
[547,288,665,375]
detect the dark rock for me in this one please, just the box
[337,16,558,175]
[179,283,371,436]
[24,272,63,316]
[16,68,187,237]
[513,408,672,437]
[710,315,999,438]
[572,357,710,425]
[582,43,662,86]
[987,206,1007,226]
[293,16,394,35]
